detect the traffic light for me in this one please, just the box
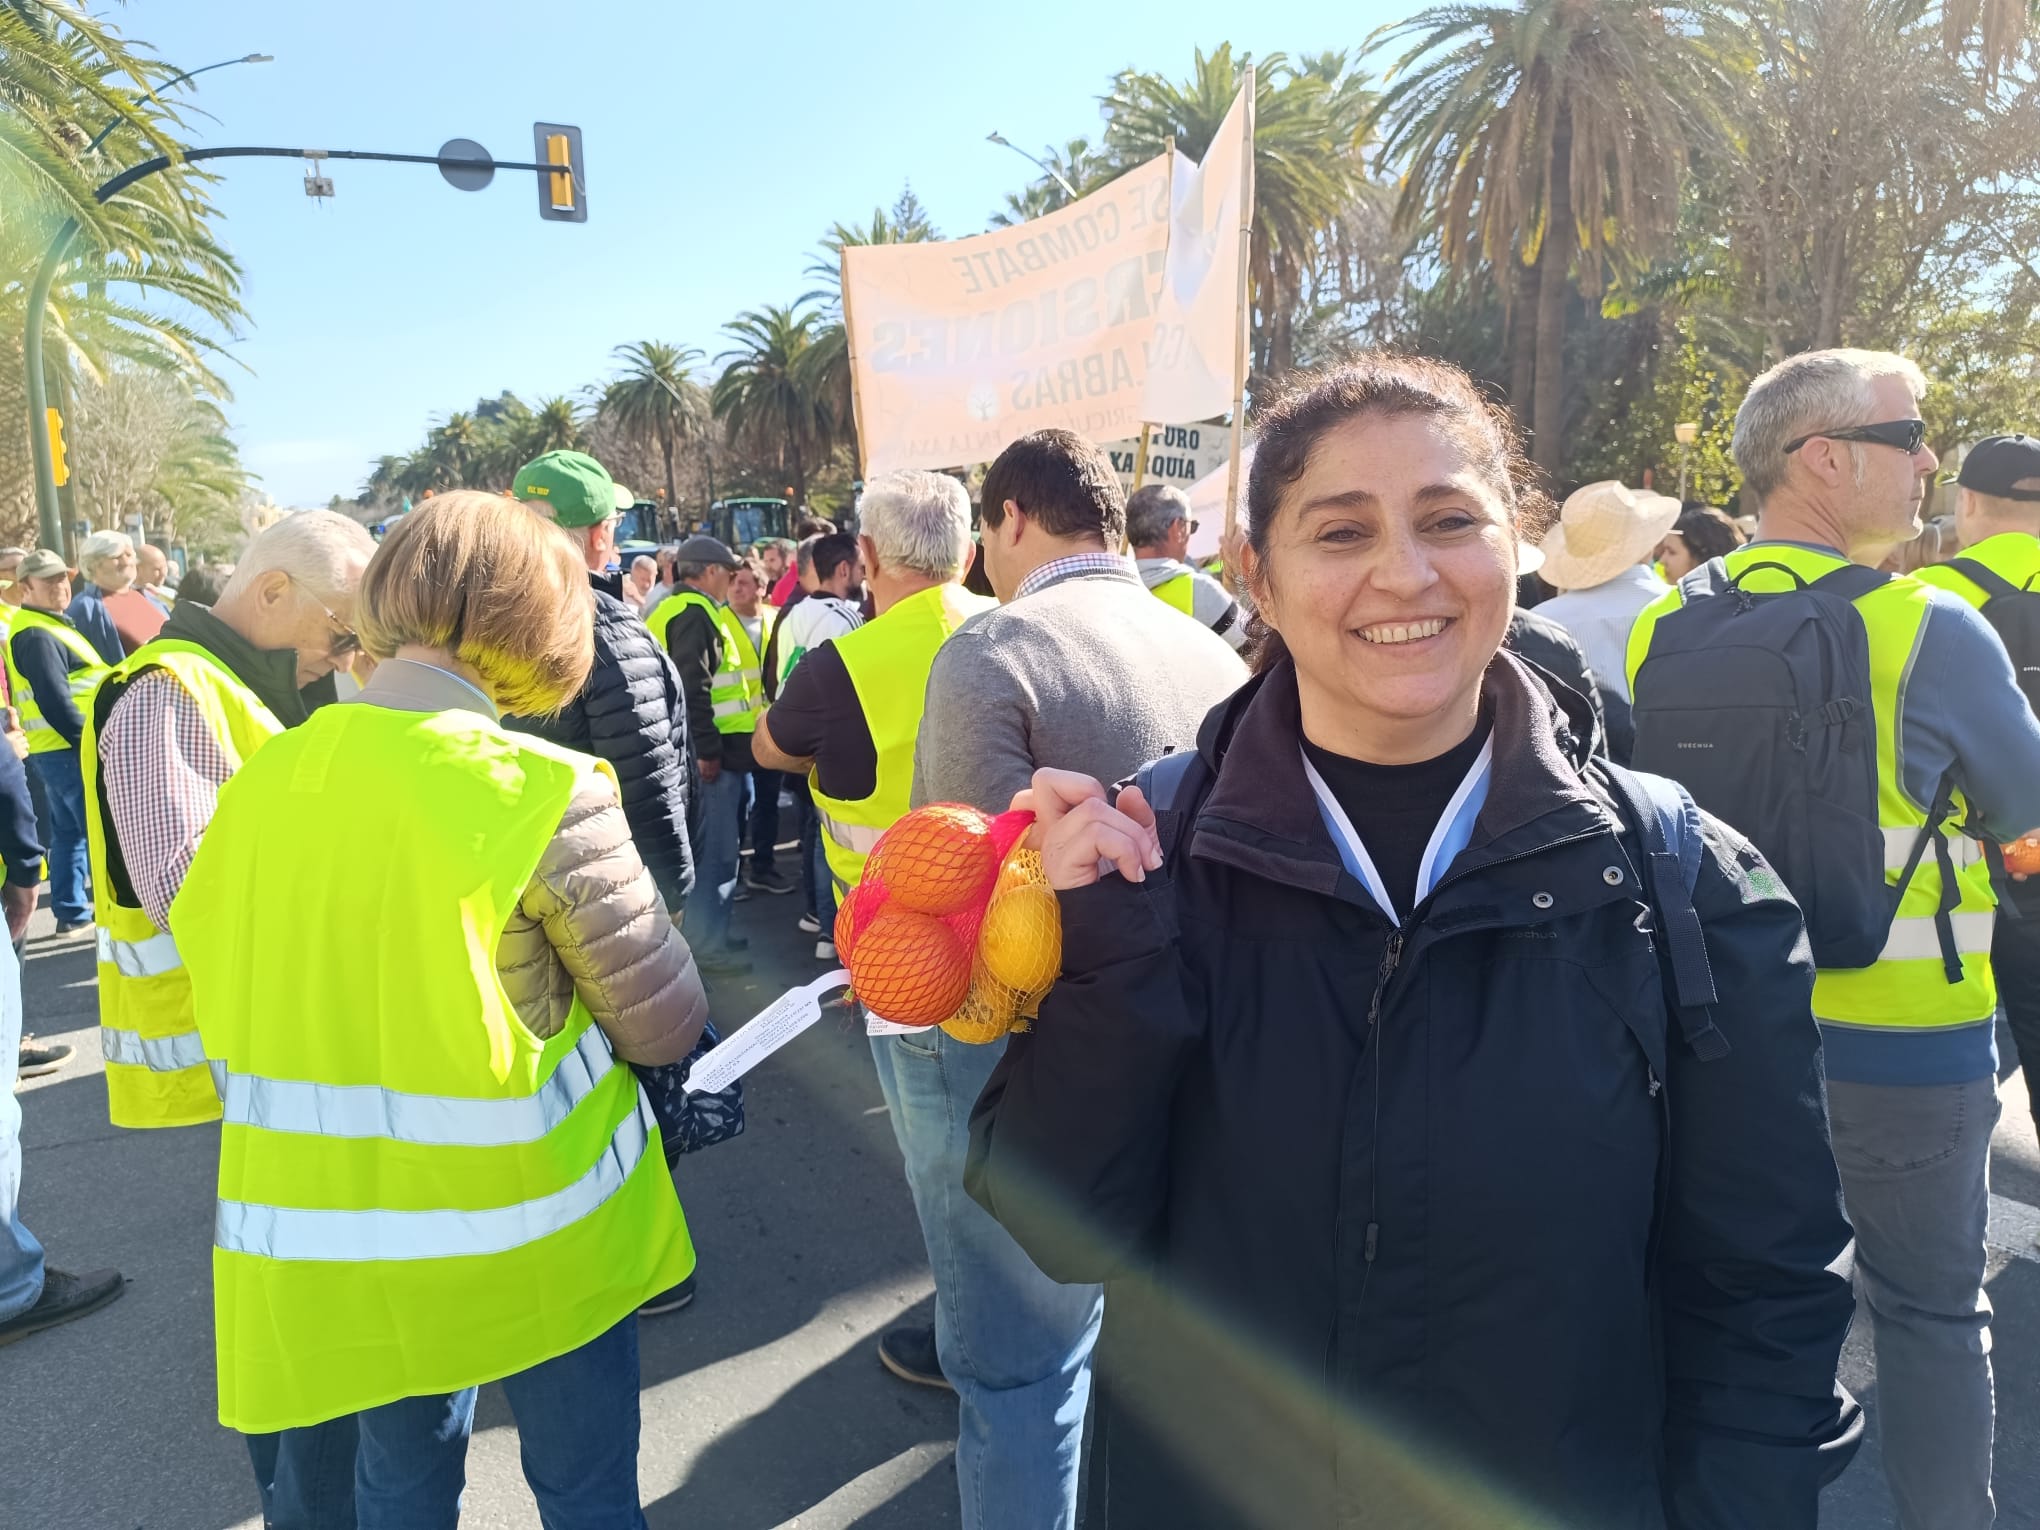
[532,123,586,223]
[45,408,68,488]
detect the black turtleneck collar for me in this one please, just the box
[158,602,319,727]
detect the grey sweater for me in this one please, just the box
[912,563,1250,815]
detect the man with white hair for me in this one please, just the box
[84,506,375,1520]
[67,529,162,661]
[753,472,1008,1509]
[1629,349,2040,1530]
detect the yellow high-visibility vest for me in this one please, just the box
[81,640,284,1128]
[1917,530,2040,615]
[174,702,694,1432]
[1150,572,1196,615]
[5,607,108,754]
[812,582,994,893]
[646,589,763,734]
[1628,543,1998,1036]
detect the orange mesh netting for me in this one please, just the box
[835,804,1061,1041]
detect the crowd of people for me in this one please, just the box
[0,344,2034,1530]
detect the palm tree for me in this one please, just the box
[522,395,585,457]
[1102,46,1374,379]
[425,411,483,488]
[802,197,940,308]
[600,341,708,509]
[713,304,830,509]
[1368,1,1729,472]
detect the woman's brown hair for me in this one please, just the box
[356,490,594,716]
[1242,355,1545,673]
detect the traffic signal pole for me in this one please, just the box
[23,140,581,551]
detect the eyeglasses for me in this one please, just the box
[1782,419,1927,456]
[287,575,359,657]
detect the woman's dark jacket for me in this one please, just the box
[966,654,1859,1530]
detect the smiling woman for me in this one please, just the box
[965,355,1865,1529]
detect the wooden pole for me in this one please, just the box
[840,250,870,479]
[1222,68,1257,589]
[1131,423,1154,491]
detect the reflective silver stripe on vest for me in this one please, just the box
[711,696,753,720]
[1880,826,1985,872]
[97,926,184,978]
[20,716,53,734]
[214,1090,655,1262]
[222,1024,615,1147]
[815,809,885,855]
[101,1025,209,1073]
[1878,910,1996,964]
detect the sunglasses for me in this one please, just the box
[288,575,360,657]
[1783,418,1927,456]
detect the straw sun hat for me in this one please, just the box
[1536,481,1681,590]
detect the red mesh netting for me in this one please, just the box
[836,804,1061,1041]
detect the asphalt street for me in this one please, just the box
[5,872,2039,1529]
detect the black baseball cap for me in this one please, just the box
[1955,434,2040,501]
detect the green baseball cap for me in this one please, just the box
[512,450,621,528]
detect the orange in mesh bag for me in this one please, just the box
[834,804,1061,1040]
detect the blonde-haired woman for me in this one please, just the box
[176,491,706,1528]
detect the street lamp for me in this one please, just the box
[1674,421,1700,504]
[985,132,1078,201]
[28,52,274,554]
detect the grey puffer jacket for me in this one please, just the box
[497,755,709,1067]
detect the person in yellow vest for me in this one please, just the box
[5,549,110,935]
[85,510,375,1133]
[727,558,793,899]
[83,509,375,1519]
[1127,483,1247,651]
[1629,354,2040,1530]
[645,534,760,978]
[1916,433,2040,1157]
[174,492,706,1525]
[751,468,994,1400]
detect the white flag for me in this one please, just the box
[1141,85,1252,426]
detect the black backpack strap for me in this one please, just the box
[1807,562,1895,602]
[1945,556,2022,601]
[1124,748,1207,943]
[1599,764,1732,1062]
[1891,777,1967,983]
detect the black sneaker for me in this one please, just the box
[744,868,796,896]
[732,882,753,904]
[0,1268,124,1347]
[17,1038,71,1078]
[697,951,753,979]
[640,1274,696,1316]
[52,920,93,939]
[797,913,822,935]
[877,1323,951,1390]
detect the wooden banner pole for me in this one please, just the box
[1222,67,1256,590]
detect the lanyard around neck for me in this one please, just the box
[1300,736,1494,925]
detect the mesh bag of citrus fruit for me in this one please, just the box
[834,803,1063,1044]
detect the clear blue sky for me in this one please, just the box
[128,0,1394,507]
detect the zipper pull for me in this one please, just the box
[1647,1067,1662,1098]
[1366,930,1404,1030]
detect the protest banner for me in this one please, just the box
[843,84,1252,478]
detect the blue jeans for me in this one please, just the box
[747,768,781,877]
[0,936,45,1322]
[1827,1076,2001,1530]
[248,1416,361,1530]
[269,1318,648,1530]
[870,1028,1100,1530]
[683,766,741,956]
[790,780,818,918]
[813,825,837,941]
[28,750,89,926]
